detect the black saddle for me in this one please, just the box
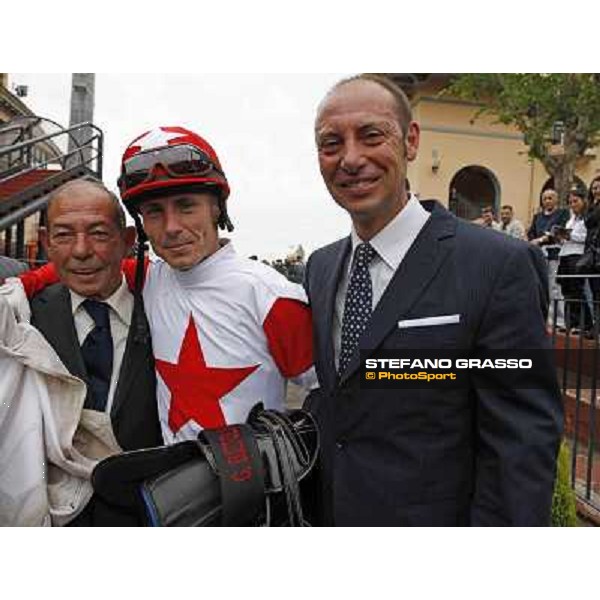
[92,405,319,526]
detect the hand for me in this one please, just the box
[0,278,31,324]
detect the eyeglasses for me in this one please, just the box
[119,144,224,190]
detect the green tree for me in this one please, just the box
[444,74,600,202]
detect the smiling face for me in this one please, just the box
[481,207,495,225]
[315,79,419,239]
[541,190,558,213]
[591,178,600,203]
[500,207,513,225]
[43,184,135,299]
[568,193,586,216]
[137,192,220,270]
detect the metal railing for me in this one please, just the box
[0,117,103,262]
[551,273,600,515]
[0,119,103,188]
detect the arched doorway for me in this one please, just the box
[448,166,500,221]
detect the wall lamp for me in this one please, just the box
[431,149,441,173]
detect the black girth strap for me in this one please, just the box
[201,424,265,526]
[91,407,319,526]
[251,410,307,526]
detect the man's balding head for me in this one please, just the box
[47,180,126,232]
[41,180,135,299]
[317,74,413,137]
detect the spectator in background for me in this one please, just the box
[587,175,600,214]
[272,258,289,278]
[474,205,501,230]
[284,245,306,284]
[0,254,28,280]
[557,186,592,334]
[528,188,569,328]
[499,205,525,239]
[285,257,305,284]
[585,176,600,306]
[528,189,569,257]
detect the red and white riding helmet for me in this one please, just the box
[118,126,230,205]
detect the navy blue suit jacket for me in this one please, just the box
[304,201,563,526]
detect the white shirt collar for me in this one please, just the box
[70,275,132,327]
[350,194,430,271]
[171,238,236,288]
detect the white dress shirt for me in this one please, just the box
[559,212,587,257]
[69,276,133,413]
[333,195,431,369]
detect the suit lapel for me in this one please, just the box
[34,285,88,381]
[110,301,151,421]
[110,327,135,421]
[313,237,351,392]
[340,203,456,383]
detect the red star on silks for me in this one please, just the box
[155,315,260,433]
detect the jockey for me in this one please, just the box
[14,126,316,444]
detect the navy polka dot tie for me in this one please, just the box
[339,242,376,374]
[81,299,113,412]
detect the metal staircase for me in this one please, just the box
[0,116,103,263]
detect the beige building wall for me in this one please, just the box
[0,74,33,123]
[407,94,600,230]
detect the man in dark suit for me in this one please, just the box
[305,74,563,526]
[31,179,162,525]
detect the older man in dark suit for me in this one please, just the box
[304,74,563,526]
[30,180,162,525]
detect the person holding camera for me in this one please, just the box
[556,187,592,334]
[528,189,569,256]
[528,189,569,327]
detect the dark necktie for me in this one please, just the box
[81,299,113,412]
[339,242,376,374]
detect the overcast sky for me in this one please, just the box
[11,73,352,260]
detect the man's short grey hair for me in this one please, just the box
[47,179,127,230]
[324,73,413,136]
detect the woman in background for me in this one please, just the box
[585,176,600,309]
[557,186,592,335]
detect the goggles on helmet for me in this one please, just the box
[119,144,225,192]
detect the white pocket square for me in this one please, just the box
[397,314,461,329]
